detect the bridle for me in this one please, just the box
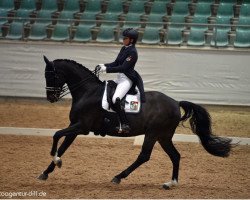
[45,67,69,101]
[45,63,101,101]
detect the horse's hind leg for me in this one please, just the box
[112,134,157,184]
[38,134,77,180]
[158,136,180,189]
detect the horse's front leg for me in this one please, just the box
[38,133,77,180]
[50,123,81,157]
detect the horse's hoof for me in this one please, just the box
[37,173,48,181]
[162,184,170,190]
[111,177,121,184]
[163,180,178,190]
[56,159,62,168]
[53,156,62,168]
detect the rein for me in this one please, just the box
[45,65,101,101]
[60,77,93,99]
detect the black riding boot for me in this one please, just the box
[113,98,131,133]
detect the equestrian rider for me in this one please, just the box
[98,28,146,133]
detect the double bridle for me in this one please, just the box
[45,64,101,101]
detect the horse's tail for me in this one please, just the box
[179,101,232,157]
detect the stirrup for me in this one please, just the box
[116,124,131,134]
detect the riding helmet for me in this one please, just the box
[122,28,138,44]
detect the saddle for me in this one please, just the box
[102,81,141,113]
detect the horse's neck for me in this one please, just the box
[61,61,102,100]
[70,79,101,101]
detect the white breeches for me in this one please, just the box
[112,73,133,104]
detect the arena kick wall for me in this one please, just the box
[0,42,249,106]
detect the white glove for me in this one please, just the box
[98,64,106,73]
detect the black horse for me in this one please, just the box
[38,56,232,189]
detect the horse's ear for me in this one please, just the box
[43,55,50,65]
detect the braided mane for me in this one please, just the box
[54,59,102,83]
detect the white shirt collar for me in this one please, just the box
[124,44,132,48]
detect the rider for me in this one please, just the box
[98,28,145,133]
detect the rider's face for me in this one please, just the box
[123,37,132,46]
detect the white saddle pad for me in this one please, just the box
[102,81,141,113]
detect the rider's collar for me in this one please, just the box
[124,44,132,48]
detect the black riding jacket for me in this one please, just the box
[105,44,146,102]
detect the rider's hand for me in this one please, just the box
[98,64,106,73]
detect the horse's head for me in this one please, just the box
[44,56,66,103]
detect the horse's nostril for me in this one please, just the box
[47,94,55,103]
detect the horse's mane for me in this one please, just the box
[54,59,102,84]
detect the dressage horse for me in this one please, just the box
[38,56,232,189]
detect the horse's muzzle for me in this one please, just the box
[47,93,58,103]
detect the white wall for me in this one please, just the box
[0,42,249,105]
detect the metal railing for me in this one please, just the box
[1,16,250,47]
